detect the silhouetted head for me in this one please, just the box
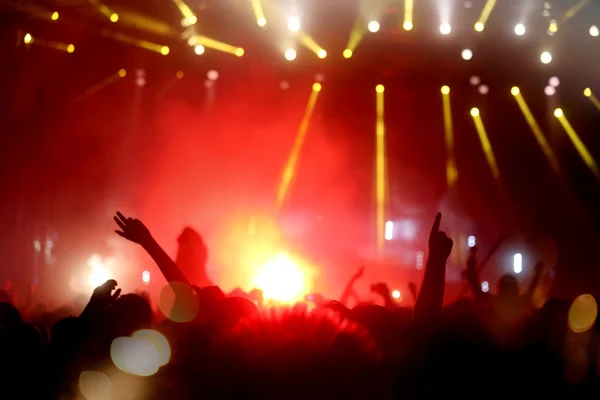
[497,274,519,299]
[177,227,207,265]
[216,296,258,328]
[0,302,22,326]
[109,293,152,337]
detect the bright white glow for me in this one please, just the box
[253,252,308,303]
[481,281,489,293]
[590,25,599,37]
[284,48,297,61]
[549,76,560,87]
[540,51,552,64]
[317,49,327,59]
[88,254,110,289]
[478,85,489,95]
[287,16,300,32]
[132,329,171,367]
[544,85,556,96]
[467,235,476,248]
[392,290,401,299]
[194,45,205,55]
[384,221,394,241]
[513,253,523,274]
[257,17,267,27]
[469,75,481,86]
[461,49,473,60]
[368,20,380,33]
[142,270,150,284]
[207,70,219,80]
[440,23,451,35]
[515,23,526,36]
[416,251,424,270]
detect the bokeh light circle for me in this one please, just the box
[568,294,598,333]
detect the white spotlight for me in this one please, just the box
[207,70,219,81]
[194,45,205,55]
[513,253,523,274]
[461,49,473,60]
[467,235,476,248]
[590,25,599,37]
[142,270,150,285]
[284,48,297,61]
[544,85,556,96]
[440,23,451,35]
[469,76,481,86]
[481,281,489,293]
[478,85,489,95]
[287,16,300,32]
[368,20,380,33]
[384,221,394,241]
[514,23,526,36]
[549,76,560,87]
[392,290,401,299]
[540,51,552,64]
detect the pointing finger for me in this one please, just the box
[430,212,442,239]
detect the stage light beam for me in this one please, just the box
[368,20,380,33]
[297,32,327,59]
[288,16,300,32]
[440,23,451,35]
[192,35,243,57]
[583,88,600,112]
[172,0,197,26]
[474,0,496,32]
[251,0,267,27]
[470,108,501,181]
[442,86,457,188]
[514,23,526,35]
[554,108,600,179]
[404,0,414,30]
[276,83,322,208]
[375,84,387,254]
[511,87,560,174]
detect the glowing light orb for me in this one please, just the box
[79,371,111,400]
[440,23,451,35]
[384,221,394,240]
[194,45,205,55]
[312,82,322,92]
[468,235,476,247]
[67,44,75,53]
[207,70,219,81]
[368,20,380,33]
[392,290,401,299]
[514,24,526,36]
[142,270,150,284]
[590,25,599,37]
[478,84,489,95]
[287,16,300,32]
[24,33,32,44]
[569,294,598,333]
[474,22,484,32]
[51,12,59,21]
[481,281,489,293]
[317,49,327,59]
[549,76,560,87]
[553,108,563,118]
[284,48,297,61]
[540,51,552,64]
[118,69,126,78]
[160,46,170,56]
[343,49,353,58]
[513,253,523,274]
[441,85,450,95]
[235,47,245,57]
[584,88,592,97]
[253,252,308,303]
[403,21,413,31]
[376,84,384,93]
[545,85,556,96]
[462,48,473,60]
[470,108,480,117]
[132,329,171,367]
[469,75,480,86]
[110,13,119,23]
[511,86,520,96]
[257,17,267,27]
[110,337,160,376]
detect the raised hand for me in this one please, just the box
[81,279,121,320]
[428,212,453,261]
[352,266,365,281]
[114,212,152,246]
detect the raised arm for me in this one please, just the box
[114,212,190,286]
[340,266,364,307]
[414,213,453,323]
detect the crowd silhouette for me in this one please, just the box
[0,211,598,399]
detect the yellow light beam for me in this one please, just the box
[511,87,560,174]
[343,20,365,58]
[194,35,244,57]
[250,0,267,27]
[172,0,197,26]
[470,108,501,181]
[73,69,127,103]
[111,10,178,37]
[103,30,169,54]
[88,0,119,22]
[375,84,386,254]
[554,108,600,179]
[584,88,600,112]
[297,32,327,58]
[276,83,323,209]
[475,0,496,31]
[441,86,458,188]
[23,35,75,53]
[563,0,590,22]
[404,0,414,30]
